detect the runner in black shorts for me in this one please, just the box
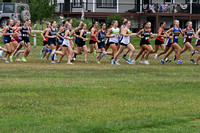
[133,22,153,65]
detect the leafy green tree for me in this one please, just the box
[106,14,123,26]
[29,0,55,29]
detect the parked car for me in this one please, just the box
[0,2,31,28]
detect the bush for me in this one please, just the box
[106,14,123,26]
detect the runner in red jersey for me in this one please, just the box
[154,22,168,60]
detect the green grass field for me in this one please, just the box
[0,33,200,132]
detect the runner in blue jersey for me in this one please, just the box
[161,20,184,65]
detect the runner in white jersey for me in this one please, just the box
[106,20,120,64]
[113,20,135,65]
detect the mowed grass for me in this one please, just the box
[0,33,200,132]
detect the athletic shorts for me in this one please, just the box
[120,43,128,46]
[89,40,97,44]
[23,37,30,43]
[77,41,86,47]
[11,37,17,42]
[196,43,200,46]
[4,37,11,44]
[48,38,56,46]
[108,42,118,46]
[98,42,105,49]
[140,40,150,46]
[43,41,48,46]
[155,39,163,45]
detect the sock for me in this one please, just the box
[52,55,54,61]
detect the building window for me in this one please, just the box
[97,0,117,8]
[73,0,83,7]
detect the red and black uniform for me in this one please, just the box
[195,32,200,46]
[184,28,193,44]
[89,29,97,44]
[155,29,165,45]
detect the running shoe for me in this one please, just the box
[139,61,144,64]
[173,54,176,61]
[132,60,136,64]
[84,61,89,64]
[165,58,171,63]
[127,60,134,65]
[190,59,195,63]
[144,60,150,65]
[16,59,21,62]
[2,57,6,61]
[93,49,96,57]
[161,59,165,65]
[116,62,120,65]
[192,50,196,56]
[22,57,27,62]
[67,62,73,65]
[40,58,44,61]
[101,51,107,58]
[10,56,13,63]
[154,54,158,60]
[97,61,101,64]
[112,60,115,65]
[177,60,183,64]
[195,63,198,65]
[51,61,55,63]
[5,61,9,63]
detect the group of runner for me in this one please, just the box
[1,18,200,65]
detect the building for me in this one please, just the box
[54,0,200,32]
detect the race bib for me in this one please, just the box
[188,36,192,39]
[145,37,149,40]
[175,36,179,39]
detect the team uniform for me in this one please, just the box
[62,30,71,47]
[48,27,57,46]
[170,27,181,44]
[78,31,87,47]
[75,30,80,45]
[120,28,131,46]
[119,25,125,43]
[21,26,30,44]
[195,32,200,46]
[58,27,65,45]
[4,26,13,44]
[89,29,97,44]
[109,27,120,46]
[140,29,150,46]
[184,28,193,44]
[98,30,106,49]
[155,29,165,45]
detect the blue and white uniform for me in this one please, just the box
[4,26,13,44]
[98,30,106,49]
[170,27,181,44]
[48,27,57,46]
[58,27,65,45]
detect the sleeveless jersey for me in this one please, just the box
[184,28,193,44]
[90,29,97,41]
[170,27,181,43]
[109,27,120,43]
[156,29,165,42]
[98,30,106,43]
[121,28,131,44]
